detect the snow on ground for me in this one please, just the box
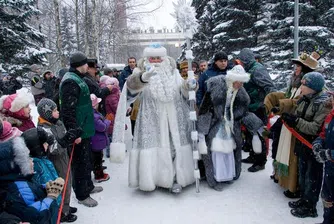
[26,90,323,224]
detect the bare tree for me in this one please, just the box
[53,0,66,67]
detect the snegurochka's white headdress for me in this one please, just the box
[143,43,167,58]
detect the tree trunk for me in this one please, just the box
[53,0,66,67]
[91,0,97,58]
[84,0,89,56]
[75,0,80,51]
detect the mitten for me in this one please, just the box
[281,113,298,127]
[314,149,332,163]
[197,133,208,154]
[37,127,54,145]
[141,66,156,82]
[312,142,322,153]
[61,128,82,146]
[46,177,64,199]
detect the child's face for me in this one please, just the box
[52,108,59,119]
[23,106,31,117]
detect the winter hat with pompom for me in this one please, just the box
[37,98,57,122]
[0,93,31,117]
[301,72,325,92]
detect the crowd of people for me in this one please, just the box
[0,43,333,224]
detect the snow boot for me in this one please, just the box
[241,156,256,164]
[291,206,318,218]
[69,206,77,214]
[248,164,265,172]
[270,175,278,183]
[61,213,77,223]
[95,173,110,183]
[213,183,224,192]
[170,183,182,194]
[91,186,103,194]
[288,199,307,209]
[78,196,98,207]
[284,190,301,199]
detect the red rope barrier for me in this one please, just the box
[282,121,312,149]
[56,143,76,224]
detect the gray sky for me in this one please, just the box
[139,0,177,30]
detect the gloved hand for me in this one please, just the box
[281,113,298,128]
[271,107,280,114]
[37,127,54,145]
[312,142,322,153]
[141,66,156,82]
[314,149,332,163]
[198,133,208,154]
[60,128,82,147]
[46,177,64,199]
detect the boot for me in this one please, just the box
[78,196,98,207]
[248,164,265,172]
[170,183,182,194]
[61,213,77,223]
[95,173,110,183]
[284,190,301,199]
[241,156,256,164]
[291,206,318,218]
[91,186,103,194]
[69,206,77,214]
[288,199,307,209]
[213,183,224,192]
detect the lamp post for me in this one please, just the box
[294,0,299,58]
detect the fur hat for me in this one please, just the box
[180,61,188,70]
[0,121,22,142]
[37,98,57,122]
[226,65,250,83]
[302,72,325,92]
[0,93,31,116]
[143,43,167,58]
[70,51,87,68]
[0,137,32,177]
[42,70,52,79]
[90,94,102,108]
[292,52,320,70]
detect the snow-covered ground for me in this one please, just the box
[25,88,323,224]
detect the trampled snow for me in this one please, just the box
[25,89,324,224]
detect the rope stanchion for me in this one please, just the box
[56,143,76,224]
[282,121,312,149]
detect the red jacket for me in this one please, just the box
[105,87,120,135]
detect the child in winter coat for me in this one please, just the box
[0,93,35,132]
[37,98,81,223]
[312,92,334,224]
[100,76,121,157]
[91,94,111,182]
[277,72,332,218]
[0,134,64,224]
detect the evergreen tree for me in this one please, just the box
[192,0,216,60]
[0,0,49,75]
[60,6,76,65]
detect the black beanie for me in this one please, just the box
[70,52,87,68]
[58,68,68,80]
[213,52,228,62]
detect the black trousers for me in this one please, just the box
[91,151,104,178]
[71,138,94,201]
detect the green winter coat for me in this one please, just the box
[60,72,95,139]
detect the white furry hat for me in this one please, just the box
[226,65,250,83]
[0,93,31,113]
[143,43,167,57]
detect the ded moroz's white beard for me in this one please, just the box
[145,57,177,103]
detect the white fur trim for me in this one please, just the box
[109,142,126,163]
[252,134,262,154]
[143,46,167,57]
[189,111,197,121]
[211,137,235,153]
[0,95,8,110]
[198,140,208,155]
[189,91,196,101]
[226,65,250,83]
[194,169,200,179]
[193,150,200,160]
[12,137,32,176]
[10,93,31,112]
[128,145,195,191]
[191,131,198,141]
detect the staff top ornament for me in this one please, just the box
[171,0,199,38]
